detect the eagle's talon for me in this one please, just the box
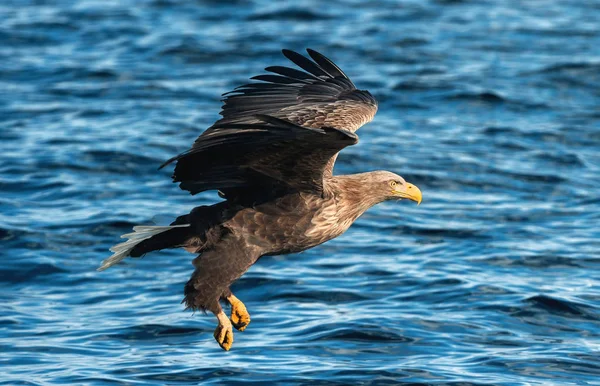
[214,312,234,351]
[228,294,251,332]
[231,306,251,332]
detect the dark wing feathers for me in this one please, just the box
[306,48,349,79]
[162,49,375,199]
[251,74,309,85]
[264,66,320,81]
[211,48,377,132]
[161,115,357,197]
[281,49,333,78]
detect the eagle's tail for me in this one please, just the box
[97,224,191,271]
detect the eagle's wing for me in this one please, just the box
[160,115,358,198]
[201,49,377,177]
[213,49,377,132]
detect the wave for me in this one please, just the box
[248,8,334,21]
[0,263,68,284]
[522,295,598,320]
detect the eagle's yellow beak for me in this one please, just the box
[395,182,422,205]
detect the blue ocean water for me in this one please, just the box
[1,0,600,384]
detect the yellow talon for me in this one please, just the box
[228,294,251,332]
[214,311,234,351]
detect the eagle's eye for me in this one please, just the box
[389,181,397,188]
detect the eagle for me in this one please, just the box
[99,49,422,351]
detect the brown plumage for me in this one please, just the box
[99,49,422,351]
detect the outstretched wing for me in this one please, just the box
[212,49,377,133]
[195,49,377,178]
[160,115,358,199]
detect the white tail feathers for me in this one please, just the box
[97,224,190,271]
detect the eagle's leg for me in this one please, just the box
[226,293,251,331]
[213,308,234,351]
[184,273,235,351]
[184,236,260,350]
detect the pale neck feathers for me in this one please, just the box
[325,172,387,223]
